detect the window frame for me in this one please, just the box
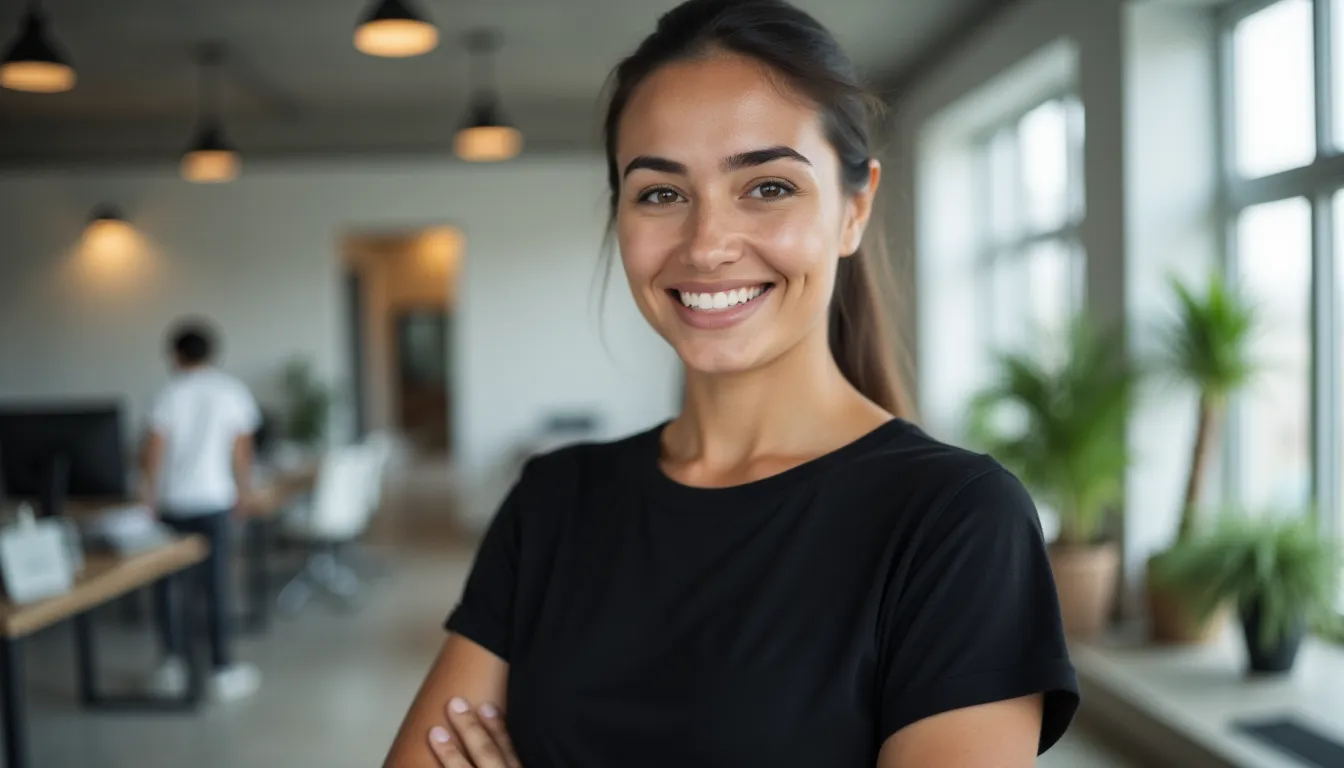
[974,92,1087,356]
[1217,0,1343,574]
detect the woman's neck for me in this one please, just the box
[662,328,892,484]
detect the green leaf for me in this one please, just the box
[967,316,1136,544]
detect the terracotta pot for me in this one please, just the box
[1145,563,1230,645]
[1049,543,1119,639]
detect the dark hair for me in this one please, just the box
[169,319,216,365]
[601,0,912,417]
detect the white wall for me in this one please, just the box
[0,157,681,528]
[891,0,1222,612]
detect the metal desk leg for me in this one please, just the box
[74,571,201,712]
[1,636,27,768]
[242,516,277,634]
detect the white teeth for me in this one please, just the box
[677,285,768,311]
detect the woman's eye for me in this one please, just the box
[640,188,685,205]
[748,181,795,200]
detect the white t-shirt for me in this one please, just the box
[150,367,260,515]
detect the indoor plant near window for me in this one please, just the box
[969,318,1136,638]
[1156,514,1341,674]
[1147,273,1259,643]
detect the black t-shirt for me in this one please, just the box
[444,419,1079,766]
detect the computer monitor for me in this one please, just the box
[0,402,128,517]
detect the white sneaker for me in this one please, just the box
[209,663,261,702]
[141,656,188,697]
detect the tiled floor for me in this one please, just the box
[17,463,1144,767]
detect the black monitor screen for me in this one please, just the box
[0,403,127,500]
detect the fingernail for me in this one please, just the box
[480,702,499,719]
[430,726,451,743]
[449,697,470,714]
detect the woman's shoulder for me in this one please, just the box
[511,424,660,494]
[837,420,1037,529]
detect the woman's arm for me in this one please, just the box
[876,694,1043,767]
[384,634,510,768]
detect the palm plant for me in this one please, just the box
[969,318,1136,547]
[1153,514,1341,654]
[1157,273,1257,542]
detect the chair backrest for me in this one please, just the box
[360,431,398,510]
[305,446,379,540]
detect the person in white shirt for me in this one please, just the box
[140,319,261,702]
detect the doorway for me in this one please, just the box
[343,226,463,458]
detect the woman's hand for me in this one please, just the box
[427,697,522,768]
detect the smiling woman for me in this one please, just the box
[384,2,1079,766]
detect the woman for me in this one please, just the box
[385,0,1078,765]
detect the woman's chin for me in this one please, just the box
[674,340,768,376]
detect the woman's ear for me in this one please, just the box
[840,159,882,257]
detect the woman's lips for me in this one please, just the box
[668,283,774,330]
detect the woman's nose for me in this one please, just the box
[682,200,742,272]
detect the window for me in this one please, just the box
[978,97,1085,362]
[1231,0,1316,177]
[1236,197,1313,510]
[1220,0,1343,560]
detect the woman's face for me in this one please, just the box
[615,53,879,376]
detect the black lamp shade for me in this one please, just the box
[360,0,428,24]
[186,122,236,154]
[354,0,437,57]
[0,8,75,92]
[462,96,511,131]
[90,205,124,223]
[3,10,70,66]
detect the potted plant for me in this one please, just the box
[969,318,1136,639]
[1156,514,1341,674]
[281,357,335,456]
[1147,273,1258,643]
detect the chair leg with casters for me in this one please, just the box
[276,543,365,617]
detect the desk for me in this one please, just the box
[0,536,208,768]
[240,466,317,633]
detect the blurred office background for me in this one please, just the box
[1,0,1342,766]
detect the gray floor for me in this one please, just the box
[19,537,1139,767]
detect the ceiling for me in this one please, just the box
[0,0,993,164]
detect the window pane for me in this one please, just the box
[1336,0,1344,149]
[989,252,1029,353]
[1018,100,1070,233]
[1233,0,1316,178]
[1024,238,1082,365]
[1238,197,1312,511]
[986,239,1081,360]
[987,128,1018,246]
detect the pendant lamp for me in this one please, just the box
[181,43,240,184]
[0,0,75,93]
[354,0,438,58]
[454,30,522,163]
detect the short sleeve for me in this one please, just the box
[443,471,528,662]
[148,389,173,433]
[877,465,1079,754]
[232,384,261,435]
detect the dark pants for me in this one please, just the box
[154,510,234,670]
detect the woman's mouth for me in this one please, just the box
[670,283,774,312]
[665,283,775,331]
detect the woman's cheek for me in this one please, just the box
[751,214,832,284]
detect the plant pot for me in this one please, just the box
[1145,558,1230,645]
[1049,543,1119,639]
[1239,600,1306,674]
